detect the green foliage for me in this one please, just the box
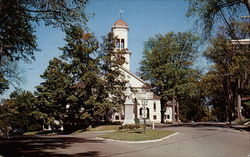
[0,0,88,94]
[0,90,45,135]
[203,21,250,121]
[99,32,127,115]
[36,58,71,127]
[139,32,202,122]
[36,26,101,130]
[186,0,250,39]
[36,28,127,131]
[118,124,141,130]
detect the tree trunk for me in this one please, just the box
[226,78,233,124]
[172,93,176,124]
[176,99,180,123]
[160,98,167,123]
[236,79,243,121]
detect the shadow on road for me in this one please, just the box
[156,122,250,132]
[0,135,104,157]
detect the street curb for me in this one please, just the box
[96,132,179,144]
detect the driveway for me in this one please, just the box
[0,126,249,157]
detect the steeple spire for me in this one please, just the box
[118,9,125,19]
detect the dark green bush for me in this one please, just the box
[134,118,140,124]
[119,124,141,130]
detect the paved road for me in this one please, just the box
[0,126,249,157]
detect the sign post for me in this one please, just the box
[142,100,148,134]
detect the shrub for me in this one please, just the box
[134,118,140,124]
[119,124,141,130]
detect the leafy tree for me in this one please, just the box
[36,26,103,131]
[36,28,129,130]
[0,99,16,135]
[36,58,71,129]
[0,90,44,135]
[201,69,228,121]
[0,0,88,94]
[60,26,102,129]
[186,0,250,39]
[139,32,200,123]
[203,21,250,122]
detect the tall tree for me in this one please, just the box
[0,0,88,94]
[99,32,127,121]
[204,22,250,122]
[36,26,103,131]
[60,26,102,129]
[36,58,71,129]
[139,32,200,123]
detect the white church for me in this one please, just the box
[43,19,174,131]
[110,19,173,124]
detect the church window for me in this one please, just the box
[153,102,156,112]
[153,115,157,120]
[116,39,120,48]
[147,108,150,118]
[115,115,119,120]
[121,115,124,120]
[121,39,124,48]
[167,115,170,119]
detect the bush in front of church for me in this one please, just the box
[118,124,141,131]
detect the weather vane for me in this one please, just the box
[118,9,126,19]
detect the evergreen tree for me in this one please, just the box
[37,26,102,131]
[60,26,102,128]
[36,58,71,128]
[99,32,127,121]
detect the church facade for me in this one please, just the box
[110,19,173,124]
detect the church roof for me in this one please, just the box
[120,66,149,87]
[113,19,128,28]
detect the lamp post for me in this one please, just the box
[142,100,148,133]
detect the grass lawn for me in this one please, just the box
[24,125,120,135]
[23,130,54,135]
[98,129,176,141]
[71,125,120,134]
[88,125,120,131]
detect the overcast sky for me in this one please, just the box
[2,0,209,98]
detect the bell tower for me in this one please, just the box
[112,19,131,71]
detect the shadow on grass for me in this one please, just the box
[0,135,104,157]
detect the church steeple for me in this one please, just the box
[112,19,131,71]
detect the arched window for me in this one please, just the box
[116,39,120,48]
[121,39,124,48]
[147,107,150,119]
